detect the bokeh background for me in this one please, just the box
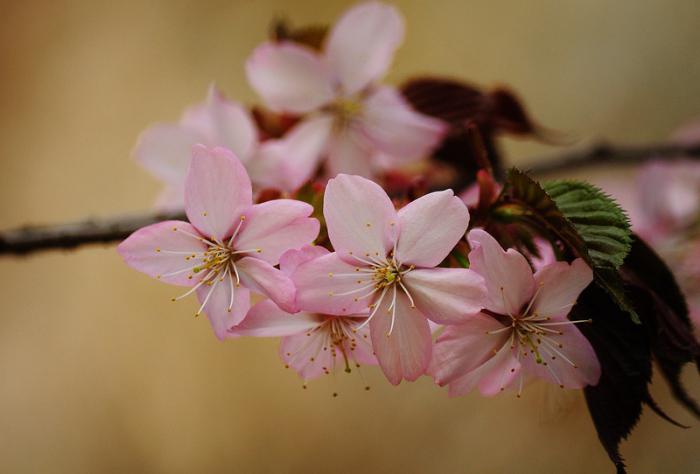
[1,0,700,472]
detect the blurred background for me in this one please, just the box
[1,0,700,472]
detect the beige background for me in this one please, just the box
[1,1,699,472]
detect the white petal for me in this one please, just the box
[246,42,335,114]
[325,1,404,95]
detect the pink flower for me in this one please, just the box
[429,229,600,397]
[636,160,700,243]
[292,174,486,384]
[232,245,377,382]
[118,145,320,340]
[245,1,447,179]
[134,85,328,208]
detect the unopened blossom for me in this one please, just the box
[118,145,319,339]
[134,85,328,208]
[429,229,600,397]
[246,1,447,179]
[232,245,376,383]
[292,174,486,384]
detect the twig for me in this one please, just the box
[527,141,700,175]
[0,210,185,256]
[1,140,700,256]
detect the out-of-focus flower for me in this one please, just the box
[245,1,447,179]
[232,245,377,382]
[595,119,700,338]
[635,161,700,244]
[636,160,700,337]
[134,85,328,208]
[291,174,486,384]
[118,145,319,339]
[429,229,600,397]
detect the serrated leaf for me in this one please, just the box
[543,180,632,269]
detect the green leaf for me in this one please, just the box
[543,180,632,269]
[499,169,639,323]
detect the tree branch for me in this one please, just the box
[0,210,185,256]
[1,140,699,256]
[526,141,700,175]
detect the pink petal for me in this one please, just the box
[195,273,251,340]
[459,183,480,208]
[292,252,371,315]
[279,245,330,276]
[236,256,296,313]
[370,290,432,385]
[467,229,535,316]
[402,268,486,324]
[638,161,700,232]
[325,1,404,95]
[447,337,521,397]
[360,86,446,161]
[133,123,204,185]
[395,190,469,267]
[428,313,510,385]
[117,220,208,286]
[531,237,557,270]
[325,129,375,178]
[532,259,593,318]
[184,145,252,242]
[280,314,377,380]
[246,42,335,114]
[231,300,322,337]
[345,317,378,367]
[181,84,258,162]
[248,115,333,192]
[236,199,319,265]
[280,329,335,380]
[521,320,601,389]
[323,174,398,261]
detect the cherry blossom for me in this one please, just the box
[594,120,700,339]
[232,245,377,383]
[245,1,447,179]
[429,229,600,397]
[133,85,328,208]
[118,145,319,339]
[292,174,486,384]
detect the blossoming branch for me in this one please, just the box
[2,2,700,473]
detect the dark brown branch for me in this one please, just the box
[527,141,700,175]
[0,210,185,256]
[1,140,700,256]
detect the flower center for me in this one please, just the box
[157,217,261,317]
[329,250,416,337]
[373,261,400,288]
[329,97,363,129]
[283,316,372,393]
[485,285,592,396]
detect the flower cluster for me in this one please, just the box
[117,2,700,471]
[120,143,600,392]
[134,2,446,210]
